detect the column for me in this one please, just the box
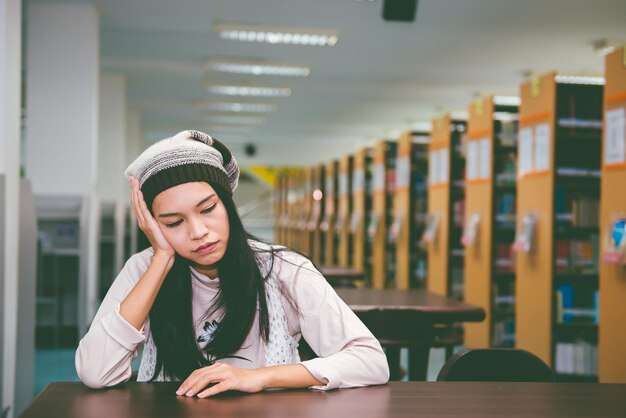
[0,1,22,417]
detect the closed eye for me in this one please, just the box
[201,204,217,214]
[164,219,183,228]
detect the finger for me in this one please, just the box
[187,370,229,397]
[130,177,144,225]
[197,382,230,398]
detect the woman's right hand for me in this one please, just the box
[130,176,176,259]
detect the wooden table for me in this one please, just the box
[22,382,626,418]
[335,288,485,381]
[335,288,485,323]
[318,266,366,288]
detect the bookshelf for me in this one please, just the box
[274,173,287,246]
[394,131,429,290]
[308,164,324,266]
[515,72,603,381]
[464,95,519,349]
[426,114,467,299]
[337,155,354,267]
[350,148,373,283]
[321,160,339,266]
[371,141,396,289]
[599,46,626,383]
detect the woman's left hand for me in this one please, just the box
[176,363,266,398]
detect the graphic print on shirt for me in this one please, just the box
[197,320,220,343]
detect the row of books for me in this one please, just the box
[555,341,598,376]
[492,318,515,348]
[555,285,599,324]
[555,237,599,274]
[555,190,599,227]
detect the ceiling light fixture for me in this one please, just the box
[199,101,277,113]
[555,75,605,85]
[214,22,339,46]
[205,114,266,126]
[493,95,521,106]
[206,84,291,97]
[206,58,310,77]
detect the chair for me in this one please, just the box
[357,309,432,381]
[436,348,555,382]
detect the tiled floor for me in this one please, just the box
[34,349,80,396]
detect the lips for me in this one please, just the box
[194,242,218,254]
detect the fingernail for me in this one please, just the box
[186,390,194,397]
[176,389,183,395]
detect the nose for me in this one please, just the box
[187,216,209,240]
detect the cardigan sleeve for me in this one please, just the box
[277,254,390,390]
[75,249,153,388]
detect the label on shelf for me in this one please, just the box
[439,148,449,184]
[604,107,625,166]
[372,163,384,192]
[534,123,551,172]
[466,140,479,180]
[396,156,410,189]
[352,168,365,194]
[519,127,534,176]
[478,138,491,179]
[338,173,348,197]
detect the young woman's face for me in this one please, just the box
[152,182,229,278]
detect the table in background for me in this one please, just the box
[318,266,366,288]
[335,288,485,380]
[22,382,626,418]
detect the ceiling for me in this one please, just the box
[36,0,626,165]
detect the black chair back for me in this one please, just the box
[437,348,555,382]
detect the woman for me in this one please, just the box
[75,130,389,398]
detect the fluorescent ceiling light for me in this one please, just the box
[450,110,469,121]
[205,114,266,126]
[206,84,291,97]
[411,121,432,132]
[555,75,605,85]
[206,125,256,134]
[214,22,339,46]
[493,95,521,106]
[199,101,277,113]
[207,58,310,77]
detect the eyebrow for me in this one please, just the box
[157,194,216,218]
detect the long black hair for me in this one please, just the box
[148,183,272,381]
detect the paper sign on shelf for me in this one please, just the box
[534,123,551,172]
[512,213,537,253]
[338,173,348,197]
[325,176,334,196]
[466,141,479,181]
[367,212,381,238]
[439,148,449,184]
[396,156,410,189]
[604,107,626,166]
[349,211,362,234]
[421,213,441,244]
[519,127,534,176]
[603,216,626,264]
[373,163,384,192]
[478,138,491,179]
[352,169,365,194]
[461,212,481,247]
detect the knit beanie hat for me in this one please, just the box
[124,130,239,209]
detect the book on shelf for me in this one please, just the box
[555,341,597,376]
[555,285,599,324]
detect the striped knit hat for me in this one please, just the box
[124,130,239,208]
